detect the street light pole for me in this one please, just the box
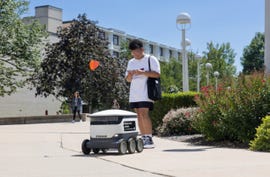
[214,71,220,91]
[197,61,200,92]
[176,12,191,92]
[182,38,191,91]
[205,63,212,86]
[182,28,187,91]
[195,54,202,92]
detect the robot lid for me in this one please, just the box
[90,109,137,118]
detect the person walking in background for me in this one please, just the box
[125,39,160,149]
[72,91,82,122]
[112,99,120,109]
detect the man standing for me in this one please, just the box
[125,39,160,148]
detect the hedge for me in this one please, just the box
[150,91,198,130]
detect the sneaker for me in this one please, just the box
[142,136,155,149]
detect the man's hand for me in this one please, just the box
[133,69,145,75]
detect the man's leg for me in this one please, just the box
[135,107,154,148]
[135,108,152,135]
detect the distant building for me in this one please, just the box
[0,5,181,117]
[34,5,181,61]
[98,27,181,61]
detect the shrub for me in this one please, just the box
[167,85,180,93]
[157,107,199,136]
[249,116,270,152]
[60,101,71,114]
[150,92,198,130]
[194,72,270,143]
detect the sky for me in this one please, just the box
[25,0,265,73]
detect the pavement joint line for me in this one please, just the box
[58,133,81,153]
[61,146,80,153]
[60,133,63,148]
[98,157,175,177]
[58,134,174,177]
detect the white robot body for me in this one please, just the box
[81,109,144,155]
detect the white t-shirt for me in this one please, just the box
[126,55,160,102]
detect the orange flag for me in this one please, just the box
[89,60,100,71]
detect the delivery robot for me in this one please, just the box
[81,109,144,155]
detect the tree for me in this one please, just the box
[200,42,236,87]
[32,14,129,110]
[241,32,264,74]
[160,58,182,92]
[188,52,201,91]
[119,39,132,60]
[0,0,47,96]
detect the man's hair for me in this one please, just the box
[128,39,143,50]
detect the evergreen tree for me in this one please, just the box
[241,32,264,74]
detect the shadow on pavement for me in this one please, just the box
[163,147,214,152]
[71,152,130,157]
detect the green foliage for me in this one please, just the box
[241,32,264,74]
[157,107,199,136]
[194,72,270,143]
[150,92,198,130]
[32,14,129,110]
[160,53,199,92]
[160,41,237,92]
[167,85,180,93]
[154,41,236,92]
[160,58,182,92]
[188,52,200,91]
[60,101,71,114]
[250,116,270,152]
[119,39,132,60]
[0,0,47,96]
[202,42,236,81]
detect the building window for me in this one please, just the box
[126,38,131,43]
[169,50,172,58]
[178,52,181,60]
[149,44,154,54]
[99,31,105,40]
[113,35,119,45]
[160,47,163,56]
[113,51,119,58]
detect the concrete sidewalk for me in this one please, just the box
[0,120,269,177]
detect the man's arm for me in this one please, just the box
[130,70,160,78]
[125,70,135,82]
[143,71,160,78]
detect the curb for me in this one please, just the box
[0,114,87,125]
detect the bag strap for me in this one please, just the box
[148,56,151,71]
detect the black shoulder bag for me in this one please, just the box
[147,56,162,101]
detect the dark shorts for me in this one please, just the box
[130,101,154,111]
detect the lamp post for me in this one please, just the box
[183,39,191,91]
[205,63,212,86]
[183,38,191,46]
[195,54,202,92]
[176,12,191,92]
[214,71,220,91]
